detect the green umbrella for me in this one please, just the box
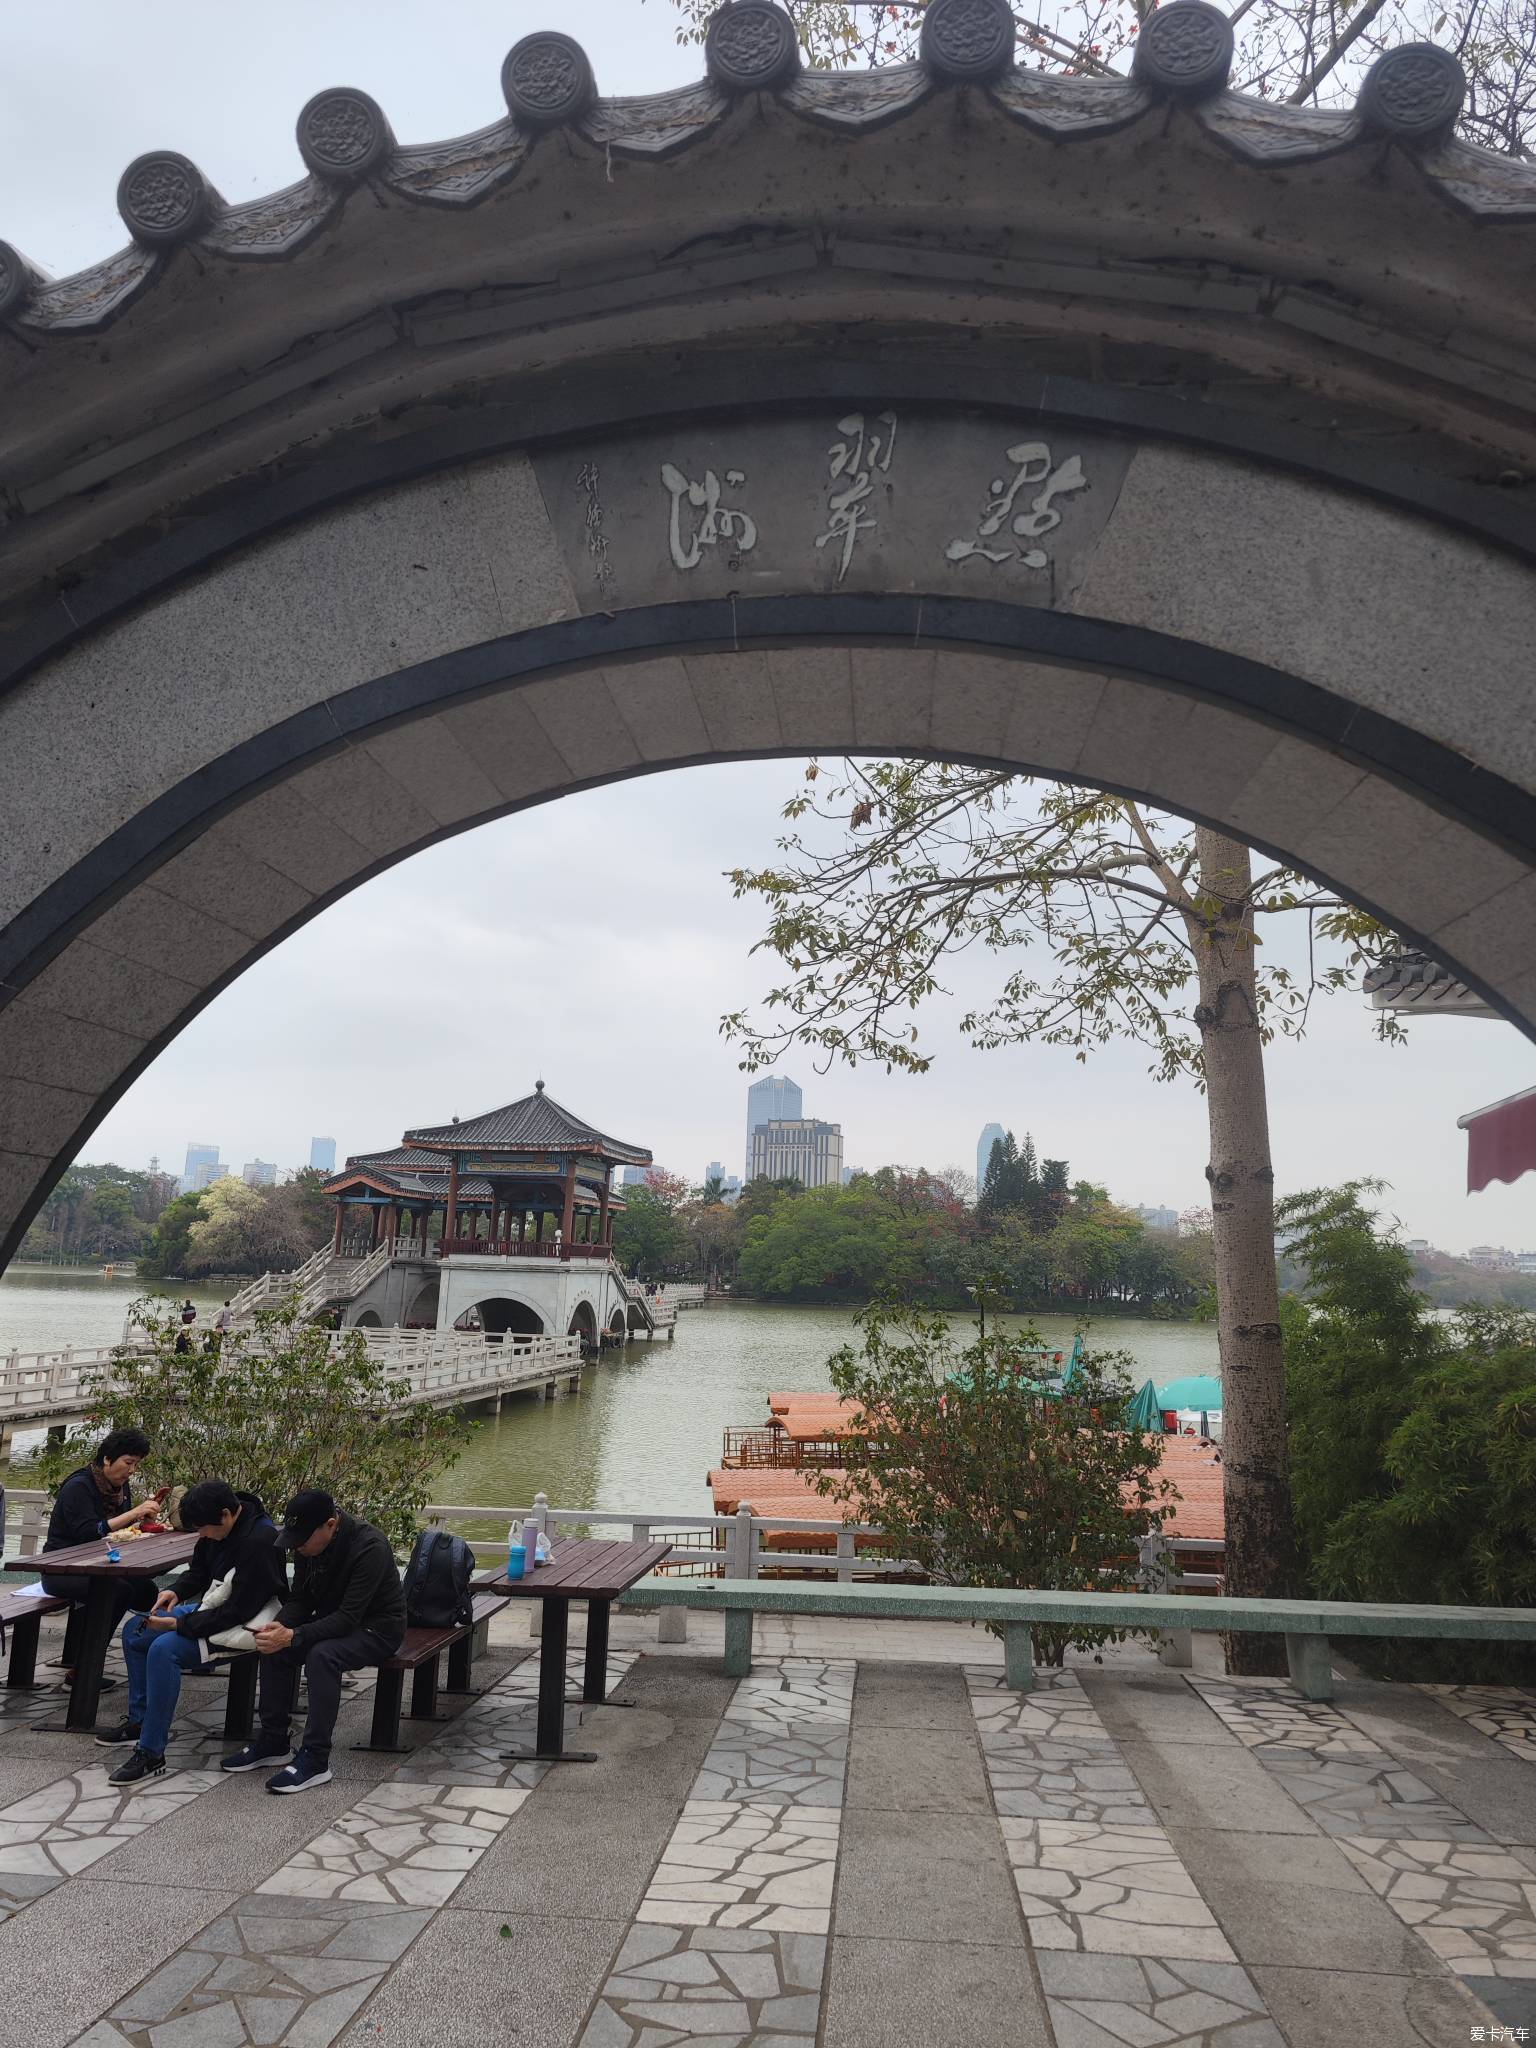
[1155,1374,1223,1412]
[1124,1378,1163,1432]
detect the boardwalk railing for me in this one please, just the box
[0,1329,581,1425]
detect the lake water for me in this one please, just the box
[0,1269,1219,1538]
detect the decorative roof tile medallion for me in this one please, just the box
[116,151,215,246]
[1359,41,1467,142]
[501,32,597,130]
[0,240,37,319]
[705,2,801,94]
[919,0,1017,85]
[297,86,395,181]
[1131,0,1235,100]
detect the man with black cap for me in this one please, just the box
[220,1488,406,1793]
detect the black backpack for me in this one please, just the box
[402,1528,476,1629]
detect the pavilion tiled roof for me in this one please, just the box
[324,1145,618,1207]
[404,1083,651,1165]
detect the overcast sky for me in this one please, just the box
[4,4,1533,1255]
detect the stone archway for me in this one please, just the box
[404,1281,440,1329]
[568,1301,599,1346]
[457,1297,545,1338]
[1,12,1533,1263]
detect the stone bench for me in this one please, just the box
[620,1577,1536,1697]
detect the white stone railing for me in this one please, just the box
[0,1329,580,1424]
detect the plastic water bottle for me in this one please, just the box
[105,1538,121,1564]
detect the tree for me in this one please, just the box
[1280,1185,1536,1680]
[183,1177,316,1277]
[612,1186,688,1277]
[137,1191,206,1280]
[818,1300,1170,1663]
[26,1297,471,1553]
[667,0,1534,159]
[698,1173,729,1206]
[723,767,1399,1666]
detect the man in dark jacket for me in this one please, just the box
[221,1488,406,1794]
[97,1480,286,1783]
[41,1429,162,1624]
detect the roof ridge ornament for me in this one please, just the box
[705,2,801,95]
[1358,41,1467,145]
[919,0,1016,85]
[1131,1,1235,102]
[117,151,221,248]
[501,32,597,131]
[297,87,396,182]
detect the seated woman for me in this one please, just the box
[40,1429,163,1631]
[97,1480,286,1784]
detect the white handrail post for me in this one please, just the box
[835,1527,855,1585]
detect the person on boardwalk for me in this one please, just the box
[40,1429,163,1628]
[98,1480,285,1784]
[221,1488,406,1794]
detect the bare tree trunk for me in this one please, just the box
[1191,829,1300,1674]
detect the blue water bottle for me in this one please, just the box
[105,1537,121,1563]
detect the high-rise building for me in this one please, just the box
[976,1123,1006,1195]
[180,1142,218,1195]
[749,1118,843,1189]
[1135,1204,1178,1233]
[242,1159,276,1187]
[309,1136,337,1175]
[620,1165,649,1187]
[746,1075,803,1180]
[189,1158,228,1192]
[841,1165,866,1185]
[705,1164,743,1203]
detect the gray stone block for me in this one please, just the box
[682,652,784,753]
[1170,1825,1370,1896]
[86,885,251,985]
[1338,1680,1514,1767]
[851,648,935,751]
[852,1662,974,1731]
[357,716,504,828]
[0,999,144,1094]
[520,672,645,782]
[1118,1736,1320,1834]
[1250,1962,1495,2048]
[1078,1669,1238,1747]
[218,781,377,897]
[844,1724,993,1813]
[925,652,1018,762]
[764,648,856,754]
[0,1877,236,2048]
[278,746,442,861]
[999,666,1107,778]
[1175,1864,1433,1972]
[833,1809,1024,1946]
[12,935,196,1039]
[1414,1753,1536,1846]
[0,1073,94,1157]
[147,823,314,940]
[436,695,574,807]
[823,1934,1051,2047]
[604,657,715,763]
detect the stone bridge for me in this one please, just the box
[1,0,1534,1261]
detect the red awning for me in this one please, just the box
[1459,1085,1536,1193]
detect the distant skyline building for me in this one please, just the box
[620,1165,649,1187]
[189,1158,228,1192]
[309,1136,337,1175]
[242,1159,276,1187]
[1136,1204,1178,1233]
[976,1122,1006,1194]
[746,1075,803,1180]
[704,1161,743,1203]
[841,1165,866,1185]
[749,1117,843,1190]
[179,1141,218,1195]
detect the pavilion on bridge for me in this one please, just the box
[322,1081,650,1260]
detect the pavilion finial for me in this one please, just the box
[535,1078,545,1094]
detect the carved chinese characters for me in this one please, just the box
[816,411,898,583]
[658,462,758,571]
[947,441,1086,571]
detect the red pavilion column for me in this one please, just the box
[599,1179,610,1248]
[444,1159,460,1246]
[560,1161,576,1255]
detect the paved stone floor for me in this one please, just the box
[0,1606,1526,2046]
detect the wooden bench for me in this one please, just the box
[361,1589,508,1752]
[0,1586,72,1690]
[620,1577,1536,1699]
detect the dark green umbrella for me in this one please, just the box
[1125,1378,1163,1432]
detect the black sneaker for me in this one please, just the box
[220,1737,292,1773]
[265,1749,332,1795]
[108,1748,165,1786]
[93,1717,142,1749]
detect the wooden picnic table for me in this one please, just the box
[486,1537,671,1762]
[5,1531,197,1731]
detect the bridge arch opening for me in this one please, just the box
[457,1297,545,1339]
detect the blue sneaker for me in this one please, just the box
[265,1749,333,1795]
[220,1737,292,1773]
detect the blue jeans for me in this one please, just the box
[122,1607,205,1755]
